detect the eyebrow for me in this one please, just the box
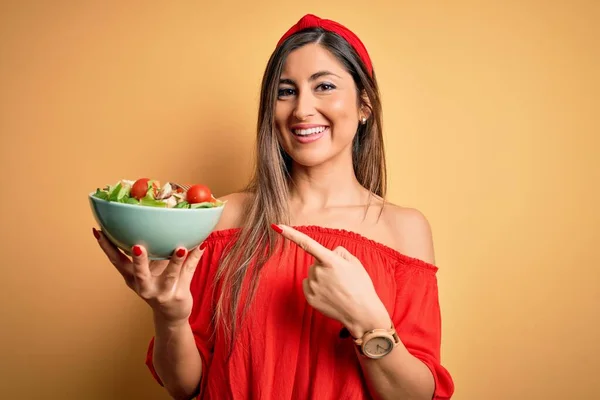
[279,70,341,85]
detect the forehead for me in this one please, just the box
[281,43,348,78]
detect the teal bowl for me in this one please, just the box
[89,193,225,260]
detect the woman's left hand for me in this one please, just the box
[272,224,392,338]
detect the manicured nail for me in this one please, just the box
[92,227,100,240]
[132,245,142,256]
[199,242,207,251]
[176,248,186,258]
[271,223,283,234]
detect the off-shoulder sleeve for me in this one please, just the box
[392,259,455,399]
[144,241,220,396]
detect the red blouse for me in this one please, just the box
[145,226,454,399]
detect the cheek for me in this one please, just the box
[274,104,288,133]
[330,97,352,116]
[328,97,359,132]
[274,103,284,124]
[328,91,359,118]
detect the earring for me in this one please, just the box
[361,117,367,124]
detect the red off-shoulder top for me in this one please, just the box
[146,226,454,399]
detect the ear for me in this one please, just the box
[358,90,372,121]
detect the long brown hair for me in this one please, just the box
[213,27,387,351]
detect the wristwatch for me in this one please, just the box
[353,325,400,359]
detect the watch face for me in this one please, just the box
[364,336,394,358]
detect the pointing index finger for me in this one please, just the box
[272,224,333,263]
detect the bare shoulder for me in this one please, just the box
[213,191,254,231]
[380,202,436,265]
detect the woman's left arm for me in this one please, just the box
[272,220,453,400]
[348,209,438,399]
[347,302,435,400]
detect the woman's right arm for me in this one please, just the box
[93,191,249,399]
[95,229,205,400]
[152,313,203,400]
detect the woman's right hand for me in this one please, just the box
[93,227,205,325]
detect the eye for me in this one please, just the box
[316,82,336,91]
[278,87,295,98]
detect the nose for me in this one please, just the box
[292,88,316,121]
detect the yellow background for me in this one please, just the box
[1,1,598,399]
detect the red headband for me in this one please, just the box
[276,14,374,77]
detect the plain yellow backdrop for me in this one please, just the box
[1,1,598,399]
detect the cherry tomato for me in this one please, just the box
[186,184,212,204]
[131,178,149,200]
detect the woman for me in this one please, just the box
[94,14,454,400]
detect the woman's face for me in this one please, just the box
[274,43,364,168]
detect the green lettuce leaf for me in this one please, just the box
[108,182,132,203]
[190,201,220,209]
[108,183,123,201]
[92,188,109,200]
[140,196,167,208]
[174,201,190,209]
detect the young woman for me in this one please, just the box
[94,14,454,400]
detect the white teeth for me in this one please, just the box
[293,126,327,136]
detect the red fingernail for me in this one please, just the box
[271,223,283,234]
[132,245,142,256]
[176,248,186,258]
[92,227,100,240]
[199,242,207,251]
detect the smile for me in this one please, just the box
[290,126,329,144]
[292,126,328,136]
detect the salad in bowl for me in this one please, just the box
[89,178,225,259]
[92,178,224,209]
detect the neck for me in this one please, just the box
[288,151,368,210]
